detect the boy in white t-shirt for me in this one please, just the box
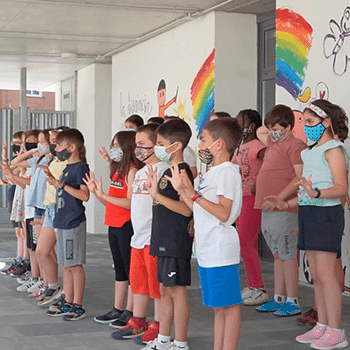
[168,117,243,350]
[111,124,167,344]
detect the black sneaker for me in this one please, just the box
[1,259,19,276]
[63,303,86,321]
[94,307,123,324]
[46,301,72,317]
[109,310,133,329]
[12,261,31,277]
[37,286,62,307]
[48,293,66,311]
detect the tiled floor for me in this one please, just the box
[0,229,349,350]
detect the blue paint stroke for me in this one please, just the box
[196,92,214,138]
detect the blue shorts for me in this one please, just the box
[198,264,242,308]
[42,204,56,228]
[34,207,46,219]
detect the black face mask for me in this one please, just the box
[12,145,21,154]
[56,148,72,161]
[25,142,37,151]
[49,144,57,156]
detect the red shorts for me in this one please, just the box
[129,245,160,298]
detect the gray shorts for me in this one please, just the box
[261,211,298,260]
[56,221,86,267]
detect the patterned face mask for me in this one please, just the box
[135,146,154,162]
[268,130,284,142]
[198,140,218,164]
[304,122,326,142]
[38,143,50,155]
[110,147,123,162]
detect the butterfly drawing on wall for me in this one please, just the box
[324,6,350,76]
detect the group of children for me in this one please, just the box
[0,100,349,350]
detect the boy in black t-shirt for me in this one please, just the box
[146,119,193,350]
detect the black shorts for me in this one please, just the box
[26,218,37,251]
[157,256,191,287]
[298,205,344,258]
[11,220,22,228]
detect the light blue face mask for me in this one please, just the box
[110,147,123,162]
[154,142,177,163]
[304,122,326,142]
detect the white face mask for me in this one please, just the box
[110,147,123,162]
[38,143,50,155]
[154,142,177,163]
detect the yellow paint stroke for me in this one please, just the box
[173,95,191,122]
[298,87,311,103]
[276,31,309,59]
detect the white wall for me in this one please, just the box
[77,63,111,234]
[215,12,257,115]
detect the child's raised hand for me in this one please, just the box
[262,195,287,211]
[179,169,195,196]
[299,175,317,198]
[146,166,159,199]
[164,165,183,192]
[83,171,97,193]
[95,177,105,198]
[38,165,55,180]
[99,147,111,163]
[2,142,7,162]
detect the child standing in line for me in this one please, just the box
[110,124,167,343]
[86,131,142,327]
[44,128,89,321]
[142,119,194,350]
[232,109,268,306]
[254,105,306,317]
[168,117,243,350]
[265,100,349,349]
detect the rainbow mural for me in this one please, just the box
[191,49,215,138]
[276,8,313,100]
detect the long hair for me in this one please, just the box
[37,128,53,165]
[110,131,143,179]
[56,128,87,164]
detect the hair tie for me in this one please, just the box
[306,103,327,119]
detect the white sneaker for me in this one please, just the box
[17,278,36,292]
[27,278,44,294]
[141,339,173,350]
[241,287,256,300]
[17,271,32,284]
[243,289,269,306]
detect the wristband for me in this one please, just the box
[60,182,66,191]
[191,193,199,202]
[314,187,321,198]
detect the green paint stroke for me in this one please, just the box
[276,46,306,77]
[276,37,308,67]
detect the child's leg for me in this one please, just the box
[114,282,133,310]
[154,297,161,322]
[335,256,345,291]
[159,284,174,337]
[273,253,286,297]
[15,227,23,259]
[69,264,85,305]
[21,221,29,260]
[169,285,190,342]
[282,257,299,298]
[214,305,241,350]
[133,293,150,317]
[63,265,74,303]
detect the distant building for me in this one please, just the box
[0,90,55,110]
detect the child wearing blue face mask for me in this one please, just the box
[265,100,349,349]
[84,131,143,328]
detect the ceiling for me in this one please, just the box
[0,0,275,91]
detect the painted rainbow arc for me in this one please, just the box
[191,49,215,138]
[276,8,313,100]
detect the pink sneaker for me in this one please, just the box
[311,327,348,349]
[296,324,326,343]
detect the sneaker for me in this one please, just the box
[12,262,31,277]
[243,289,269,306]
[296,307,318,328]
[111,317,147,339]
[135,321,160,345]
[46,301,72,317]
[49,294,66,311]
[109,310,133,328]
[255,298,283,312]
[141,339,173,350]
[63,303,86,321]
[241,287,256,300]
[296,324,327,344]
[17,278,36,292]
[94,307,123,324]
[17,271,32,284]
[37,286,62,307]
[273,301,302,317]
[27,279,44,294]
[1,259,19,276]
[311,327,348,349]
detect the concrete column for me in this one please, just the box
[19,67,27,130]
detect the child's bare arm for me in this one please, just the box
[11,148,38,168]
[256,126,269,146]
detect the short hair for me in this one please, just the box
[125,114,144,127]
[212,111,232,119]
[24,129,40,140]
[13,131,23,139]
[163,115,178,122]
[156,119,192,150]
[158,79,166,91]
[264,104,295,129]
[204,118,242,157]
[147,117,164,125]
[56,128,87,163]
[137,123,158,144]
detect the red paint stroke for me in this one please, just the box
[319,91,326,99]
[191,49,215,103]
[277,9,313,48]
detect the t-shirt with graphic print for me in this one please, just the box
[53,162,89,230]
[150,162,194,259]
[130,162,168,249]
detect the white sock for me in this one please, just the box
[49,283,59,289]
[286,297,299,306]
[317,322,327,329]
[157,334,171,349]
[174,340,188,349]
[274,294,285,304]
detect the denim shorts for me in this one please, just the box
[42,204,56,228]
